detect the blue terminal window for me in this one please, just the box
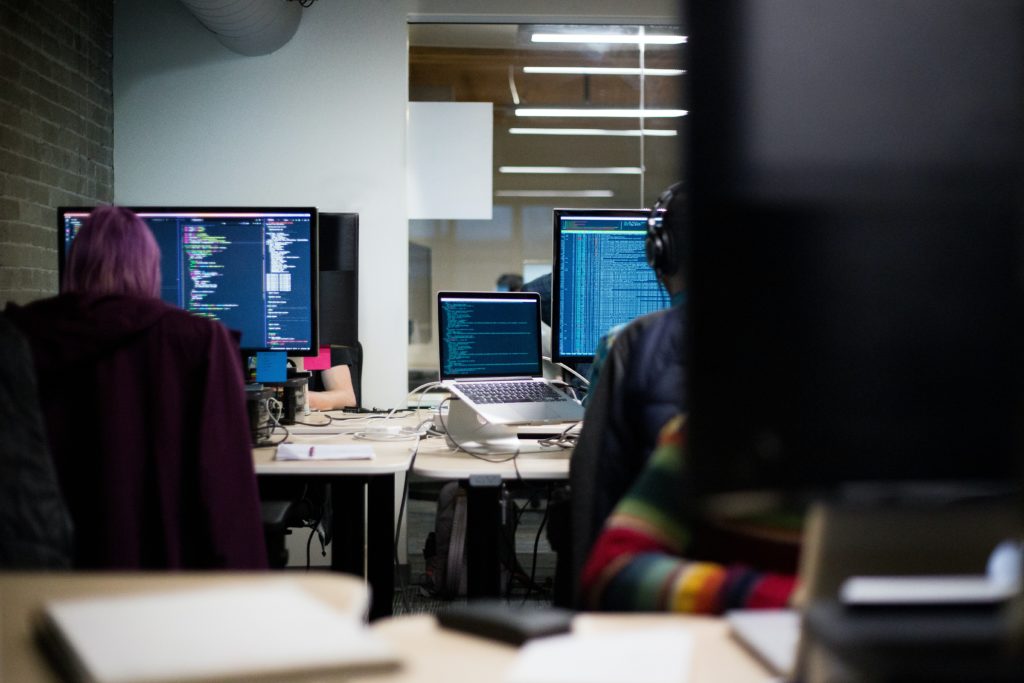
[59,208,318,354]
[552,209,666,362]
[439,294,542,379]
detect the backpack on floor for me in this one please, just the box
[422,481,520,599]
[422,482,468,598]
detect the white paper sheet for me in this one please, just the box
[504,627,693,683]
[275,443,375,460]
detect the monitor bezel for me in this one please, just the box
[436,290,544,381]
[550,207,653,364]
[57,206,320,356]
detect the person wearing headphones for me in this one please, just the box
[567,182,689,602]
[570,184,801,612]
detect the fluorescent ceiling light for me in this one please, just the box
[515,108,687,118]
[532,33,686,45]
[496,190,615,198]
[499,166,642,175]
[509,127,677,137]
[523,66,684,76]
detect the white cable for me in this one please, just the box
[542,357,590,386]
[383,381,444,423]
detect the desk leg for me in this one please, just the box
[366,475,395,621]
[330,476,395,621]
[331,478,365,578]
[466,474,503,599]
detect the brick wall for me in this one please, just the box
[0,0,114,306]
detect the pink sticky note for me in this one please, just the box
[303,346,333,370]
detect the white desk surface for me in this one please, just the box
[411,436,571,480]
[253,415,419,475]
[355,613,774,683]
[2,575,772,683]
[254,412,571,480]
[0,572,370,683]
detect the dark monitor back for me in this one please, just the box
[685,1,1024,499]
[318,212,358,347]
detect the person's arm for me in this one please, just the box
[307,364,356,411]
[580,415,796,613]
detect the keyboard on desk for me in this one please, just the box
[453,380,566,404]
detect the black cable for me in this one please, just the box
[305,502,325,571]
[392,423,429,614]
[291,408,338,427]
[503,489,544,599]
[522,502,550,604]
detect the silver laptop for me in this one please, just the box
[437,291,584,425]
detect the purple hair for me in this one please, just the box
[63,205,162,298]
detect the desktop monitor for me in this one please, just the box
[551,208,667,363]
[58,207,319,355]
[683,0,1024,507]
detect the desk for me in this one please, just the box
[412,438,571,599]
[0,572,369,683]
[1,574,772,683]
[355,613,774,683]
[254,426,415,620]
[255,414,571,611]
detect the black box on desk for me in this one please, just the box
[245,384,274,446]
[262,375,309,425]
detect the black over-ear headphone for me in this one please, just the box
[646,181,685,278]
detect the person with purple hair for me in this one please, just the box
[5,205,267,569]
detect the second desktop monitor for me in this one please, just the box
[551,208,667,363]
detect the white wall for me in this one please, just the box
[113,0,410,408]
[113,0,678,407]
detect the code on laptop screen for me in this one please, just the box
[439,294,542,379]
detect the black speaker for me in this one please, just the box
[318,213,359,346]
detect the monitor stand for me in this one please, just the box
[442,399,520,454]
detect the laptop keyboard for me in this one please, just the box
[454,381,566,404]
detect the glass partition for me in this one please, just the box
[408,22,684,379]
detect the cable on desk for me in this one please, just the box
[292,411,336,427]
[261,397,290,446]
[389,381,444,423]
[351,424,424,442]
[537,421,583,450]
[436,397,520,463]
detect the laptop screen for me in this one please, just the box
[438,291,544,381]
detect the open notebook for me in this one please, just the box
[437,291,583,425]
[35,582,399,683]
